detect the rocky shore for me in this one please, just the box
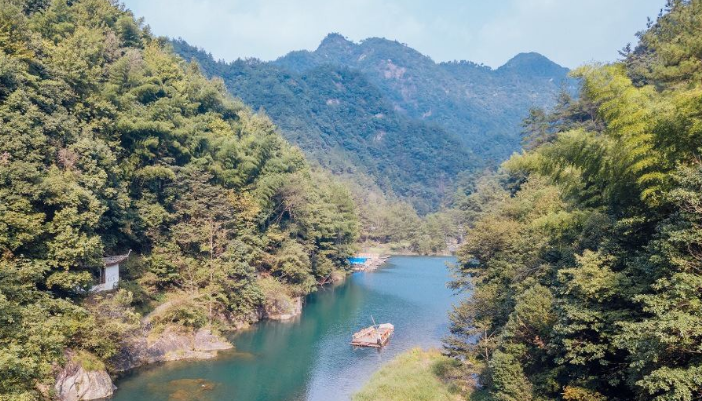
[55,326,233,401]
[111,326,234,372]
[54,292,307,401]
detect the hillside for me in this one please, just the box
[172,36,574,212]
[173,40,475,213]
[274,34,575,159]
[447,1,702,400]
[0,1,357,399]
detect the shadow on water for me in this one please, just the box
[112,256,461,401]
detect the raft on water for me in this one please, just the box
[351,323,394,348]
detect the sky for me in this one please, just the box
[121,0,665,69]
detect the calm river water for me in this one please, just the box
[112,256,460,401]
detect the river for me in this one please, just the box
[112,256,460,401]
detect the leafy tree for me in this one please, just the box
[447,2,702,400]
[0,1,358,398]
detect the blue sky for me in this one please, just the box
[122,0,665,68]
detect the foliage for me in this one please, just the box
[72,350,105,372]
[77,290,141,361]
[0,0,358,398]
[447,2,702,400]
[352,348,470,401]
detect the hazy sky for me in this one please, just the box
[122,0,665,69]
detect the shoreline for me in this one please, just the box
[67,253,457,400]
[104,256,458,401]
[95,256,393,400]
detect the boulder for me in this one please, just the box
[112,325,233,372]
[263,296,303,320]
[55,352,115,401]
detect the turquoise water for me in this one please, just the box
[111,256,459,401]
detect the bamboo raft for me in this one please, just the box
[351,323,394,348]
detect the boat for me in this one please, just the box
[349,253,390,272]
[351,323,394,348]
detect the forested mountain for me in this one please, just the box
[172,35,573,213]
[447,1,702,400]
[172,40,473,213]
[275,33,575,159]
[0,1,357,399]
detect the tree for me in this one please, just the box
[0,1,360,398]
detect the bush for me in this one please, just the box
[258,276,296,315]
[73,350,105,372]
[150,299,208,329]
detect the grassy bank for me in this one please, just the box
[352,348,471,401]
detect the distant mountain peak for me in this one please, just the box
[498,52,568,76]
[318,33,354,50]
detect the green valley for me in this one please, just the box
[171,35,573,214]
[3,1,698,401]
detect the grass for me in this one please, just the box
[74,350,106,372]
[352,348,467,401]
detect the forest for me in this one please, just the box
[4,0,702,400]
[172,38,476,215]
[172,34,572,215]
[447,1,702,400]
[0,1,358,399]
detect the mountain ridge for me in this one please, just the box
[172,33,575,212]
[271,33,576,158]
[277,33,563,74]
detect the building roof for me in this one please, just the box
[102,250,131,266]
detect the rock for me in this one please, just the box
[55,352,115,401]
[194,328,233,352]
[263,296,303,320]
[112,325,233,372]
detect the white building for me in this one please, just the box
[91,250,130,292]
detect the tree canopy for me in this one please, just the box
[447,2,702,400]
[0,1,358,399]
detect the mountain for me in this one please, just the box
[172,34,575,212]
[272,34,575,158]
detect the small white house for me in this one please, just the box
[91,250,131,292]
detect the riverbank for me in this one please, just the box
[57,261,365,400]
[352,348,473,401]
[55,287,307,400]
[110,256,458,401]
